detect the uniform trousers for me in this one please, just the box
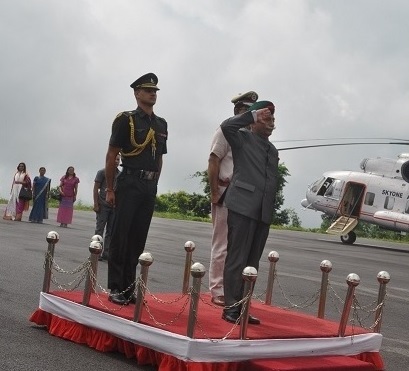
[209,202,228,298]
[108,172,157,295]
[95,202,115,259]
[223,210,270,311]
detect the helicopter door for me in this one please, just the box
[326,182,364,238]
[340,182,365,217]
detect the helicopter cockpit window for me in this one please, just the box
[364,192,375,206]
[309,177,326,194]
[317,177,334,196]
[324,179,343,200]
[384,196,395,210]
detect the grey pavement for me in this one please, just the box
[0,207,408,370]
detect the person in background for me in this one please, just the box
[220,101,279,325]
[57,166,80,228]
[93,154,121,261]
[3,162,31,221]
[105,72,168,305]
[207,91,258,306]
[29,167,51,224]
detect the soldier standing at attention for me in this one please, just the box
[208,91,258,306]
[105,73,168,305]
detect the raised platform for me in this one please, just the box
[30,291,384,370]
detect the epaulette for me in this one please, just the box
[115,110,136,119]
[155,115,167,124]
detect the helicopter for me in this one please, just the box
[278,139,409,244]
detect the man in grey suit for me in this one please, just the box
[220,101,278,324]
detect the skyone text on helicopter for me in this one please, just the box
[382,190,403,198]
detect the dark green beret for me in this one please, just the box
[130,73,160,90]
[249,100,275,113]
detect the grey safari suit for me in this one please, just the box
[220,110,279,309]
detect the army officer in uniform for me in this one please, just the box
[105,73,168,305]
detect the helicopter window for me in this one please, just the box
[364,192,375,206]
[384,196,395,210]
[317,177,334,196]
[405,200,409,214]
[310,177,326,193]
[324,179,343,199]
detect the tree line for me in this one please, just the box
[155,163,302,228]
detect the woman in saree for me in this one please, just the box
[56,166,80,227]
[3,162,31,221]
[29,167,51,223]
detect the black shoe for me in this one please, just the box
[125,294,136,304]
[248,314,261,325]
[108,289,127,305]
[222,311,240,323]
[222,311,261,325]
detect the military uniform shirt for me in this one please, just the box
[109,107,168,171]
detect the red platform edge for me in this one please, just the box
[29,291,384,371]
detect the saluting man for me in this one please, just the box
[221,100,279,325]
[208,91,258,307]
[105,73,168,305]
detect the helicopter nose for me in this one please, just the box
[301,198,309,208]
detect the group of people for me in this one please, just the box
[3,72,278,326]
[3,164,80,227]
[101,72,279,327]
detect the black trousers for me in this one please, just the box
[107,172,157,294]
[223,210,270,310]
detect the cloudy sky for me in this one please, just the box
[1,0,408,228]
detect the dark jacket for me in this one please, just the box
[221,111,279,224]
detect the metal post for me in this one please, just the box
[240,267,258,340]
[82,241,103,305]
[338,273,360,337]
[187,262,206,338]
[91,234,103,256]
[374,271,390,333]
[317,260,332,319]
[134,252,154,322]
[42,231,60,293]
[265,251,279,305]
[182,241,195,294]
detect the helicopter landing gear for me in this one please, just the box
[340,231,356,245]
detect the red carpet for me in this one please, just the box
[30,291,384,370]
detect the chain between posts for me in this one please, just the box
[40,233,391,340]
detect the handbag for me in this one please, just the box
[19,187,33,201]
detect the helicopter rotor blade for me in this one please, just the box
[278,141,409,151]
[275,137,409,143]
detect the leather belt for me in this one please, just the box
[124,169,159,180]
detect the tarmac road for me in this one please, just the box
[0,208,408,370]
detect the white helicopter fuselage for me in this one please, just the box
[301,154,409,242]
[302,170,409,232]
